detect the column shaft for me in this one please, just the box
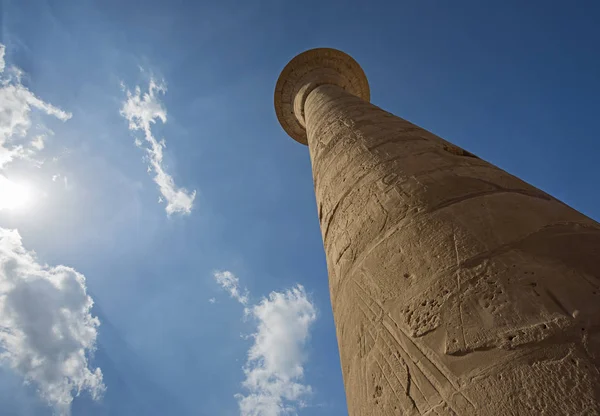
[304,84,600,415]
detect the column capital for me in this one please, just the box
[274,48,370,145]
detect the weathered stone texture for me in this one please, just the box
[275,48,600,415]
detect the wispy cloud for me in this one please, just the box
[0,42,71,170]
[214,270,249,306]
[120,76,196,215]
[0,228,105,415]
[214,272,317,416]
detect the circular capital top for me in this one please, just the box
[274,48,370,145]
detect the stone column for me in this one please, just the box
[274,48,600,415]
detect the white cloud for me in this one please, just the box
[0,77,71,166]
[0,45,101,413]
[0,228,105,415]
[120,77,196,215]
[0,43,5,74]
[31,135,45,150]
[0,42,71,170]
[0,45,72,213]
[214,270,249,306]
[214,271,317,416]
[238,285,316,416]
[208,297,216,304]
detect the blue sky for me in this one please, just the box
[0,0,599,415]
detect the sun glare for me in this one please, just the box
[0,176,34,211]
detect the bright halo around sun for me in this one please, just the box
[0,176,35,211]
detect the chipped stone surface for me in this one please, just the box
[274,48,600,415]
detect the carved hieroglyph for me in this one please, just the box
[274,48,600,415]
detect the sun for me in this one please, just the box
[0,176,34,211]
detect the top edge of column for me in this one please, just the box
[274,48,370,145]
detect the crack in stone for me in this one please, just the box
[428,188,552,214]
[405,361,418,411]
